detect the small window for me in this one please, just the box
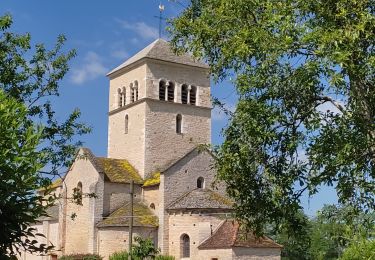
[159,80,166,101]
[197,177,205,188]
[181,84,188,104]
[176,114,182,134]
[134,81,139,101]
[74,182,83,205]
[125,115,129,134]
[181,234,190,258]
[118,88,123,108]
[168,81,175,102]
[150,203,155,210]
[190,86,197,105]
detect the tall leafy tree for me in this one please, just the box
[0,14,90,256]
[170,0,375,234]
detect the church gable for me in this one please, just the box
[162,148,225,208]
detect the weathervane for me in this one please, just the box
[156,3,165,39]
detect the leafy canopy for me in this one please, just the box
[0,14,90,256]
[170,0,375,234]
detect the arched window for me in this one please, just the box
[130,83,134,103]
[134,81,139,101]
[176,114,182,134]
[181,84,188,104]
[190,86,197,105]
[122,87,126,106]
[167,81,175,102]
[125,115,129,134]
[181,234,190,258]
[75,182,83,205]
[118,88,123,108]
[197,177,205,189]
[159,80,166,101]
[150,203,155,210]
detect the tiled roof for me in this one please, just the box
[37,205,59,221]
[81,148,143,184]
[198,220,283,249]
[97,201,158,228]
[95,157,143,184]
[107,39,209,75]
[167,188,233,211]
[143,172,160,187]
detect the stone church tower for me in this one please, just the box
[21,39,282,260]
[106,39,211,178]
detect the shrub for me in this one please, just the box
[109,251,129,260]
[59,254,102,260]
[339,239,375,260]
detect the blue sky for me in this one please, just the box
[1,0,337,216]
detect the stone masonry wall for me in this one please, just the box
[62,151,104,254]
[168,214,225,260]
[107,102,147,178]
[144,100,211,177]
[97,227,157,260]
[103,182,142,216]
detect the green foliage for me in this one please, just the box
[170,0,375,235]
[0,14,90,257]
[59,254,102,260]
[130,236,160,260]
[340,239,375,260]
[109,251,129,260]
[269,211,312,260]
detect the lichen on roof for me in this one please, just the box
[39,178,63,191]
[98,201,158,228]
[96,157,143,184]
[143,172,160,187]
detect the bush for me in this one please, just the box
[59,254,102,260]
[339,240,375,260]
[109,251,129,260]
[155,256,175,260]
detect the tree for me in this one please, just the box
[309,204,375,259]
[340,239,375,260]
[0,14,90,256]
[170,0,375,234]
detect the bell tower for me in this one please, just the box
[106,39,211,179]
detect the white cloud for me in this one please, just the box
[116,19,158,40]
[70,52,107,85]
[111,49,129,59]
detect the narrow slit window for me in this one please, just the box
[168,81,175,102]
[130,83,134,103]
[125,115,129,134]
[122,87,126,106]
[118,88,123,108]
[181,84,188,104]
[134,81,139,101]
[159,80,166,101]
[176,114,182,134]
[197,177,205,188]
[190,86,197,105]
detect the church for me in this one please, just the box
[21,39,282,260]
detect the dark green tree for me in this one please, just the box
[131,237,160,260]
[170,0,375,234]
[0,14,90,256]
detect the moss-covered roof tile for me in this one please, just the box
[143,172,160,187]
[97,201,158,228]
[95,157,143,184]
